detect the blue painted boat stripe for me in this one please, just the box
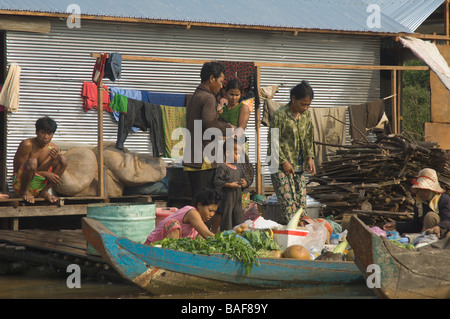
[109,235,362,287]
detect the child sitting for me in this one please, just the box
[145,189,222,244]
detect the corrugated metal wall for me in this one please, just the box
[4,19,380,190]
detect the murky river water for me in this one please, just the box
[0,275,378,318]
[0,275,376,299]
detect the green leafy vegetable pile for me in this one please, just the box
[241,230,280,251]
[153,231,260,274]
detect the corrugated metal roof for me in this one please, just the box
[0,0,444,34]
[371,0,444,33]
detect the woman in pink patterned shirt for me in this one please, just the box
[145,189,222,244]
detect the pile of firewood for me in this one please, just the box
[307,133,450,224]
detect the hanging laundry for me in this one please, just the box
[366,100,385,129]
[348,99,385,142]
[110,93,128,113]
[104,53,122,82]
[160,105,186,158]
[310,107,347,166]
[109,86,144,132]
[0,64,21,112]
[259,85,280,127]
[142,91,186,107]
[92,53,107,85]
[217,61,255,100]
[115,98,164,157]
[81,81,112,113]
[399,37,450,90]
[109,86,143,101]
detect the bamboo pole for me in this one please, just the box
[97,77,105,198]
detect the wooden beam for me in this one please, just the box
[0,205,87,218]
[254,62,428,71]
[0,15,50,33]
[91,53,429,71]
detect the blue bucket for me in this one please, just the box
[86,202,155,255]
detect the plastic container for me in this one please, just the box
[260,195,325,223]
[272,229,309,251]
[155,207,178,227]
[306,196,325,219]
[330,232,339,245]
[86,202,156,255]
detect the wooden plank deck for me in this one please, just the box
[0,194,162,230]
[0,195,168,282]
[0,227,126,282]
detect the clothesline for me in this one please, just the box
[90,52,409,195]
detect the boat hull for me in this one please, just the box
[117,235,363,288]
[82,217,256,295]
[82,217,363,294]
[348,216,450,299]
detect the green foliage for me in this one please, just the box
[403,60,430,89]
[401,60,430,141]
[153,231,260,274]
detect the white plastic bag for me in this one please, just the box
[251,216,283,230]
[301,222,328,259]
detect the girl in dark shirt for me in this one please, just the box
[213,138,250,231]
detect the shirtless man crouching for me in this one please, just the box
[12,116,67,203]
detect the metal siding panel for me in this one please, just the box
[5,19,379,189]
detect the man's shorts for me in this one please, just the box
[12,165,52,196]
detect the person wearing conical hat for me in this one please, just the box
[384,168,450,238]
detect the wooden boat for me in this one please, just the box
[347,216,450,299]
[82,217,362,294]
[81,217,257,295]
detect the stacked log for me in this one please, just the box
[307,133,450,224]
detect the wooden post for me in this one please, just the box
[97,77,105,198]
[397,69,402,133]
[255,66,262,195]
[1,110,7,193]
[391,70,398,134]
[446,0,449,46]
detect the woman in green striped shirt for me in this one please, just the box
[268,81,316,224]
